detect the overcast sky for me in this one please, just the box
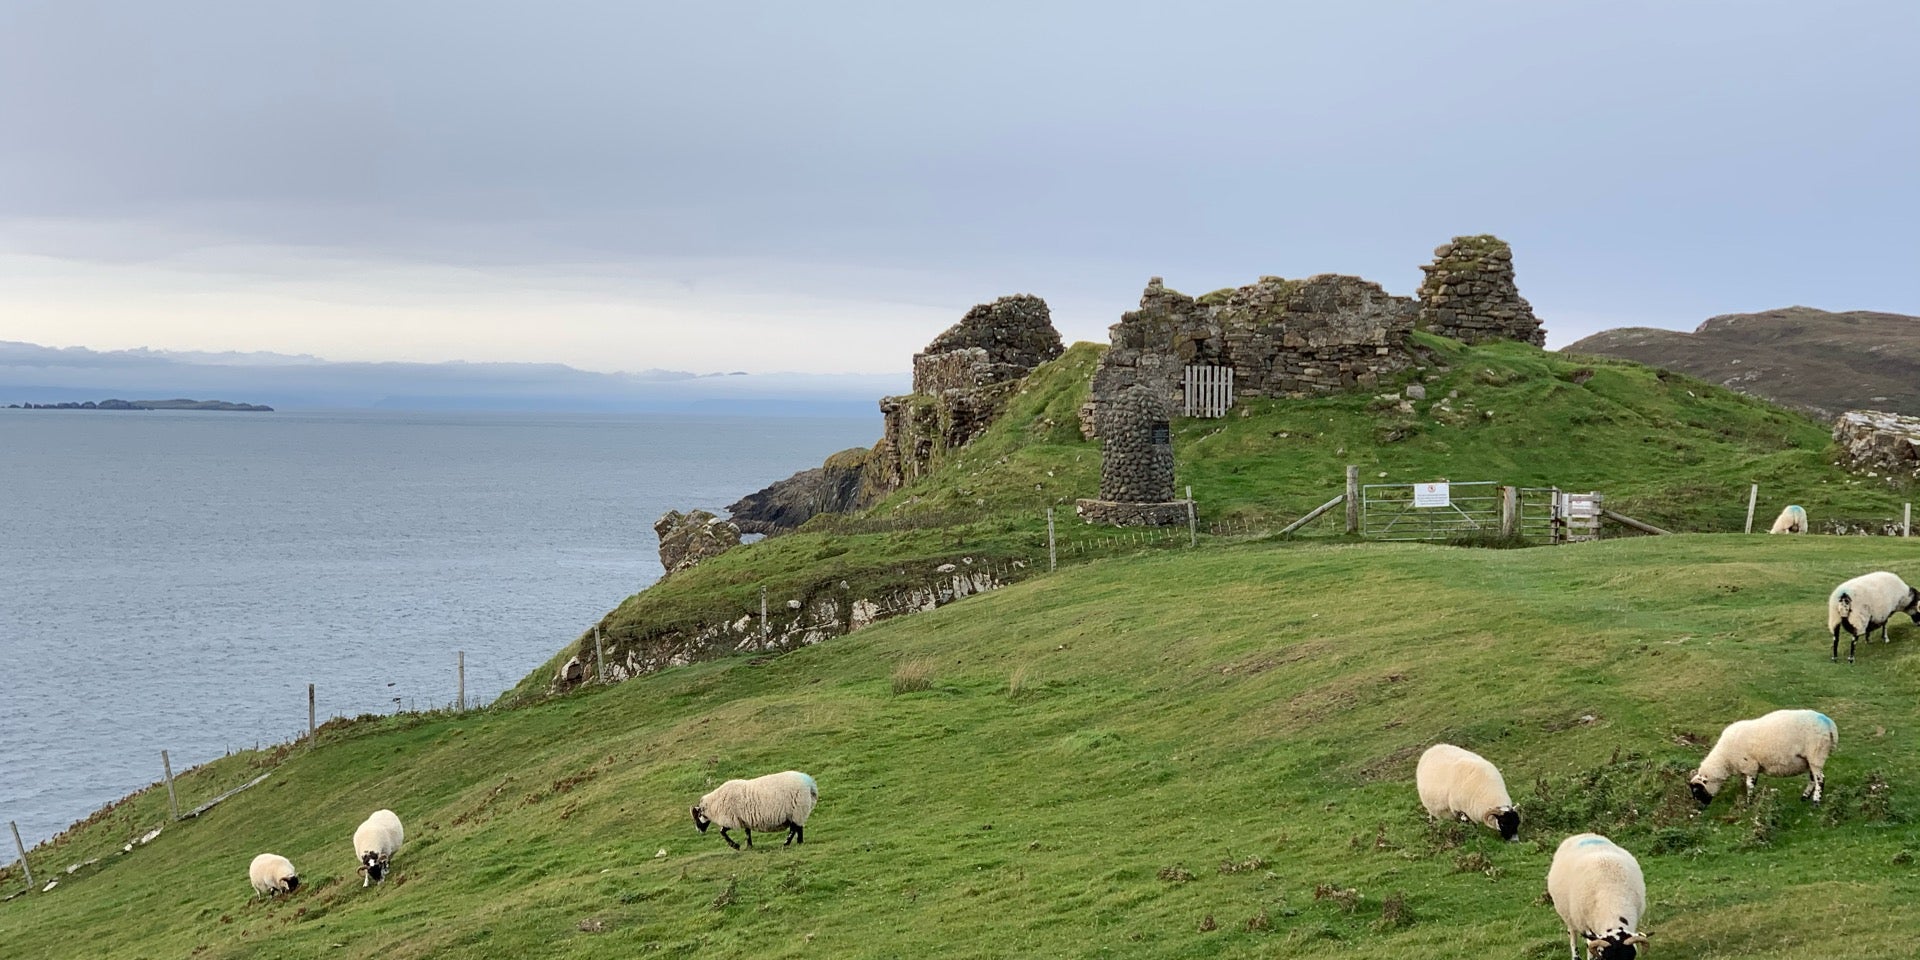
[2,0,1914,374]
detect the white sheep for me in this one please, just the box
[1828,570,1920,662]
[1688,708,1837,805]
[247,853,299,897]
[352,809,404,886]
[1768,504,1807,534]
[1547,833,1648,960]
[1415,743,1519,840]
[690,770,817,850]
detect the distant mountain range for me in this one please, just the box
[1563,307,1920,419]
[0,341,906,416]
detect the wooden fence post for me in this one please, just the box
[760,587,769,641]
[1906,503,1911,538]
[1745,483,1758,533]
[1185,486,1197,547]
[161,750,180,821]
[1046,508,1057,571]
[307,684,316,748]
[1345,465,1360,535]
[9,820,32,892]
[594,627,606,683]
[457,650,466,711]
[1500,486,1518,539]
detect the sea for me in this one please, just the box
[0,408,876,846]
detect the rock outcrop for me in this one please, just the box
[653,509,742,578]
[1416,235,1544,346]
[727,295,1062,533]
[1833,409,1920,481]
[727,448,874,535]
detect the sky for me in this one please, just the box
[1,0,1915,374]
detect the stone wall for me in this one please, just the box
[1097,383,1175,502]
[1087,273,1420,433]
[1415,235,1544,346]
[1833,409,1920,481]
[1084,236,1544,433]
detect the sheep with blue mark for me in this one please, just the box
[1547,833,1648,960]
[1688,708,1838,806]
[691,770,817,850]
[1768,504,1807,534]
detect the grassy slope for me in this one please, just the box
[513,335,1909,701]
[11,534,1920,959]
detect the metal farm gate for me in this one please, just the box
[1360,481,1501,541]
[1518,487,1603,543]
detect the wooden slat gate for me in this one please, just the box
[1183,365,1234,418]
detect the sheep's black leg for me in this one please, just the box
[1833,625,1841,662]
[744,825,753,848]
[1850,631,1858,664]
[787,822,804,845]
[720,827,741,850]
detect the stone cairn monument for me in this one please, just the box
[1415,235,1545,346]
[1075,383,1190,526]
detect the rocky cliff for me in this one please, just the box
[728,295,1062,533]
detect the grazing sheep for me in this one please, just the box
[1415,743,1519,840]
[1688,708,1837,805]
[1768,504,1807,534]
[247,853,299,897]
[691,770,817,850]
[352,809,404,886]
[1547,833,1648,960]
[1828,570,1920,663]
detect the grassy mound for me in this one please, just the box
[11,534,1920,958]
[516,333,1908,702]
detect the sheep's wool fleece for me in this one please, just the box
[1546,833,1645,940]
[249,853,297,895]
[1415,744,1512,822]
[1769,505,1807,534]
[1829,571,1914,632]
[700,771,818,831]
[1701,709,1837,781]
[354,809,405,858]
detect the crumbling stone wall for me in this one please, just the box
[1087,273,1421,433]
[1834,409,1920,481]
[1416,235,1544,346]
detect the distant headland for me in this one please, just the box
[7,398,274,412]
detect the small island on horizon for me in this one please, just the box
[8,398,274,412]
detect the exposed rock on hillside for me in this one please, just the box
[726,448,874,535]
[1833,409,1920,481]
[1565,307,1920,419]
[727,295,1062,533]
[1416,235,1544,346]
[653,509,741,578]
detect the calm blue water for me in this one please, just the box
[0,409,874,845]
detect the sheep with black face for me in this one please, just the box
[1416,743,1519,841]
[1688,708,1837,806]
[691,770,817,850]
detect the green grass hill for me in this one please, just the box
[8,336,1920,959]
[513,333,1908,701]
[9,535,1920,958]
